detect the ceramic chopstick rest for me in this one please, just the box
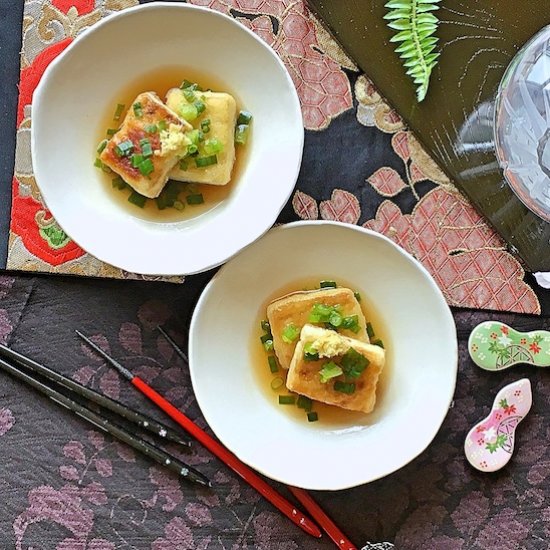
[464,379,532,472]
[468,321,550,371]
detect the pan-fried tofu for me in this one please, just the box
[165,89,237,186]
[100,92,192,198]
[287,325,385,414]
[266,288,368,370]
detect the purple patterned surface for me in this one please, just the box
[0,274,548,549]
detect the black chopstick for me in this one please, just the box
[157,326,188,363]
[0,343,189,447]
[0,355,210,487]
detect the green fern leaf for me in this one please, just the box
[384,0,441,102]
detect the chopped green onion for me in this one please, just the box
[261,320,271,333]
[106,128,119,137]
[278,395,296,405]
[341,347,369,379]
[307,412,319,422]
[235,124,250,145]
[180,79,201,90]
[195,155,217,168]
[111,176,127,190]
[270,377,285,391]
[260,333,272,344]
[115,140,134,157]
[303,342,319,361]
[372,339,385,349]
[183,89,196,102]
[97,139,108,154]
[203,138,224,155]
[156,181,181,210]
[268,356,279,373]
[179,159,188,171]
[187,144,198,155]
[140,138,153,158]
[366,322,375,339]
[297,395,313,412]
[328,312,343,327]
[131,154,144,168]
[133,102,143,118]
[319,361,343,384]
[200,119,211,133]
[113,103,125,121]
[128,191,147,208]
[179,103,199,121]
[173,200,185,211]
[281,323,300,344]
[354,291,362,302]
[138,158,154,176]
[341,315,360,333]
[237,110,253,125]
[334,381,356,395]
[194,100,206,115]
[158,120,167,132]
[93,159,111,173]
[320,280,337,289]
[187,129,201,145]
[186,193,204,205]
[308,303,340,324]
[145,123,158,134]
[263,339,274,352]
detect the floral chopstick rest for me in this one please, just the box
[468,321,550,371]
[464,379,532,472]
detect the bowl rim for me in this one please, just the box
[31,2,304,275]
[189,220,458,490]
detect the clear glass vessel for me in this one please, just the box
[495,25,550,222]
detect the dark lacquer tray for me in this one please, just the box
[307,0,550,271]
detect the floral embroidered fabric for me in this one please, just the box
[7,0,542,313]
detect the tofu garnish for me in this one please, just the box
[100,92,192,198]
[286,325,385,414]
[266,288,369,370]
[165,89,237,186]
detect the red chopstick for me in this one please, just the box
[76,331,322,539]
[289,487,357,550]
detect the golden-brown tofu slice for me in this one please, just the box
[165,89,237,185]
[266,288,368,370]
[100,92,192,198]
[287,325,385,414]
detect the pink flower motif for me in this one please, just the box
[63,441,87,465]
[364,188,541,313]
[149,466,183,512]
[0,309,13,345]
[119,322,143,354]
[292,190,319,220]
[152,517,194,550]
[368,167,407,197]
[187,0,352,129]
[0,407,15,436]
[501,325,509,335]
[14,486,94,547]
[319,189,361,224]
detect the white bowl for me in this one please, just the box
[189,221,457,490]
[31,3,303,275]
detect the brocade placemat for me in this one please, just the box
[9,0,542,313]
